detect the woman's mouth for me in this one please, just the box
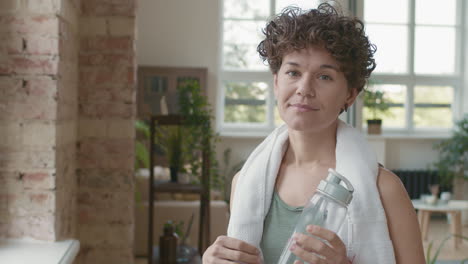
[289,103,319,112]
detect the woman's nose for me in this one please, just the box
[296,76,315,97]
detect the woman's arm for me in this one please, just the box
[377,168,425,263]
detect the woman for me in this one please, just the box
[203,3,424,264]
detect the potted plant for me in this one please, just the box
[177,79,221,192]
[362,88,391,134]
[135,79,221,191]
[432,115,468,200]
[165,126,185,182]
[135,120,185,182]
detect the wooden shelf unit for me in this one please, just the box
[147,115,211,264]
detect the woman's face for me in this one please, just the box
[274,45,357,132]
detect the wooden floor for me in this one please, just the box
[423,216,468,261]
[135,216,468,263]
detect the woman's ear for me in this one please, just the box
[345,88,359,107]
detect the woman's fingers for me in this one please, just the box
[293,232,334,257]
[289,226,348,263]
[219,246,261,264]
[216,236,260,255]
[306,225,346,253]
[203,236,261,264]
[290,242,327,264]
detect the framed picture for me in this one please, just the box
[137,66,208,118]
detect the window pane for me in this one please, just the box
[362,84,406,128]
[414,26,455,75]
[364,0,408,24]
[276,0,320,13]
[414,85,453,104]
[416,0,456,26]
[414,108,452,128]
[223,20,266,70]
[223,43,267,70]
[274,101,285,126]
[366,25,408,74]
[413,85,453,128]
[224,81,268,123]
[224,0,269,19]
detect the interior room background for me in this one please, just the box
[137,0,468,182]
[0,0,466,263]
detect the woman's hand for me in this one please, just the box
[289,225,349,264]
[202,236,262,264]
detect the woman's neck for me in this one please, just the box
[285,120,338,167]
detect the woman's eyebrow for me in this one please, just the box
[283,61,341,72]
[284,61,300,67]
[320,64,340,72]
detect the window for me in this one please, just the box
[218,0,465,136]
[362,0,464,132]
[219,0,323,136]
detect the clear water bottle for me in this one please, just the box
[277,168,354,264]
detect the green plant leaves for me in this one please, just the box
[363,89,391,120]
[135,140,149,169]
[432,115,468,187]
[177,79,222,191]
[426,234,468,263]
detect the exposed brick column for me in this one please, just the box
[55,0,81,240]
[76,0,136,263]
[0,0,79,241]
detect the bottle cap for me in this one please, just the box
[317,169,354,206]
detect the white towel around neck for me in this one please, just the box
[227,120,396,263]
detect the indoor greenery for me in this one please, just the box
[135,79,221,192]
[177,79,221,191]
[165,126,184,171]
[156,125,186,182]
[363,88,391,121]
[164,220,185,238]
[135,119,150,170]
[426,234,468,264]
[432,115,468,188]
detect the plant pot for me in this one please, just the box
[367,119,382,135]
[169,166,179,183]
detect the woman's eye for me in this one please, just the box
[318,75,332,81]
[286,71,299,77]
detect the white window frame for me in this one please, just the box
[357,0,466,135]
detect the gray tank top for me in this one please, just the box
[260,192,304,264]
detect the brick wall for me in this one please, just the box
[76,0,137,263]
[0,0,80,241]
[56,0,81,240]
[0,0,137,263]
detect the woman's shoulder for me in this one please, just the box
[376,167,415,214]
[376,167,406,198]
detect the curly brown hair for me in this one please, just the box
[257,3,376,92]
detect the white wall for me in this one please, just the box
[136,0,221,109]
[136,0,456,182]
[384,139,439,169]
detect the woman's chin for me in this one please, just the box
[283,115,337,132]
